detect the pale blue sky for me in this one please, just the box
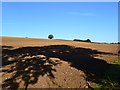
[2,2,118,43]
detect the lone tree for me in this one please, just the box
[48,34,54,39]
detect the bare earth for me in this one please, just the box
[1,37,119,89]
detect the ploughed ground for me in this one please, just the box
[0,37,119,89]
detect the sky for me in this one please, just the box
[2,2,118,43]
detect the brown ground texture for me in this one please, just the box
[0,36,119,89]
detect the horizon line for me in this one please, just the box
[1,35,119,43]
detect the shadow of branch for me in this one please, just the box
[2,45,117,89]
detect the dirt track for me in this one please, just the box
[1,37,119,89]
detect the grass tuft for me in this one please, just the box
[91,56,120,89]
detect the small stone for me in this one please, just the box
[24,56,31,59]
[8,57,14,61]
[25,68,29,71]
[37,55,46,58]
[85,85,88,88]
[22,59,25,62]
[50,58,60,61]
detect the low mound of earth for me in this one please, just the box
[0,37,119,89]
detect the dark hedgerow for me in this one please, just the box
[73,39,91,42]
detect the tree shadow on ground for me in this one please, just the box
[2,46,60,89]
[2,45,118,89]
